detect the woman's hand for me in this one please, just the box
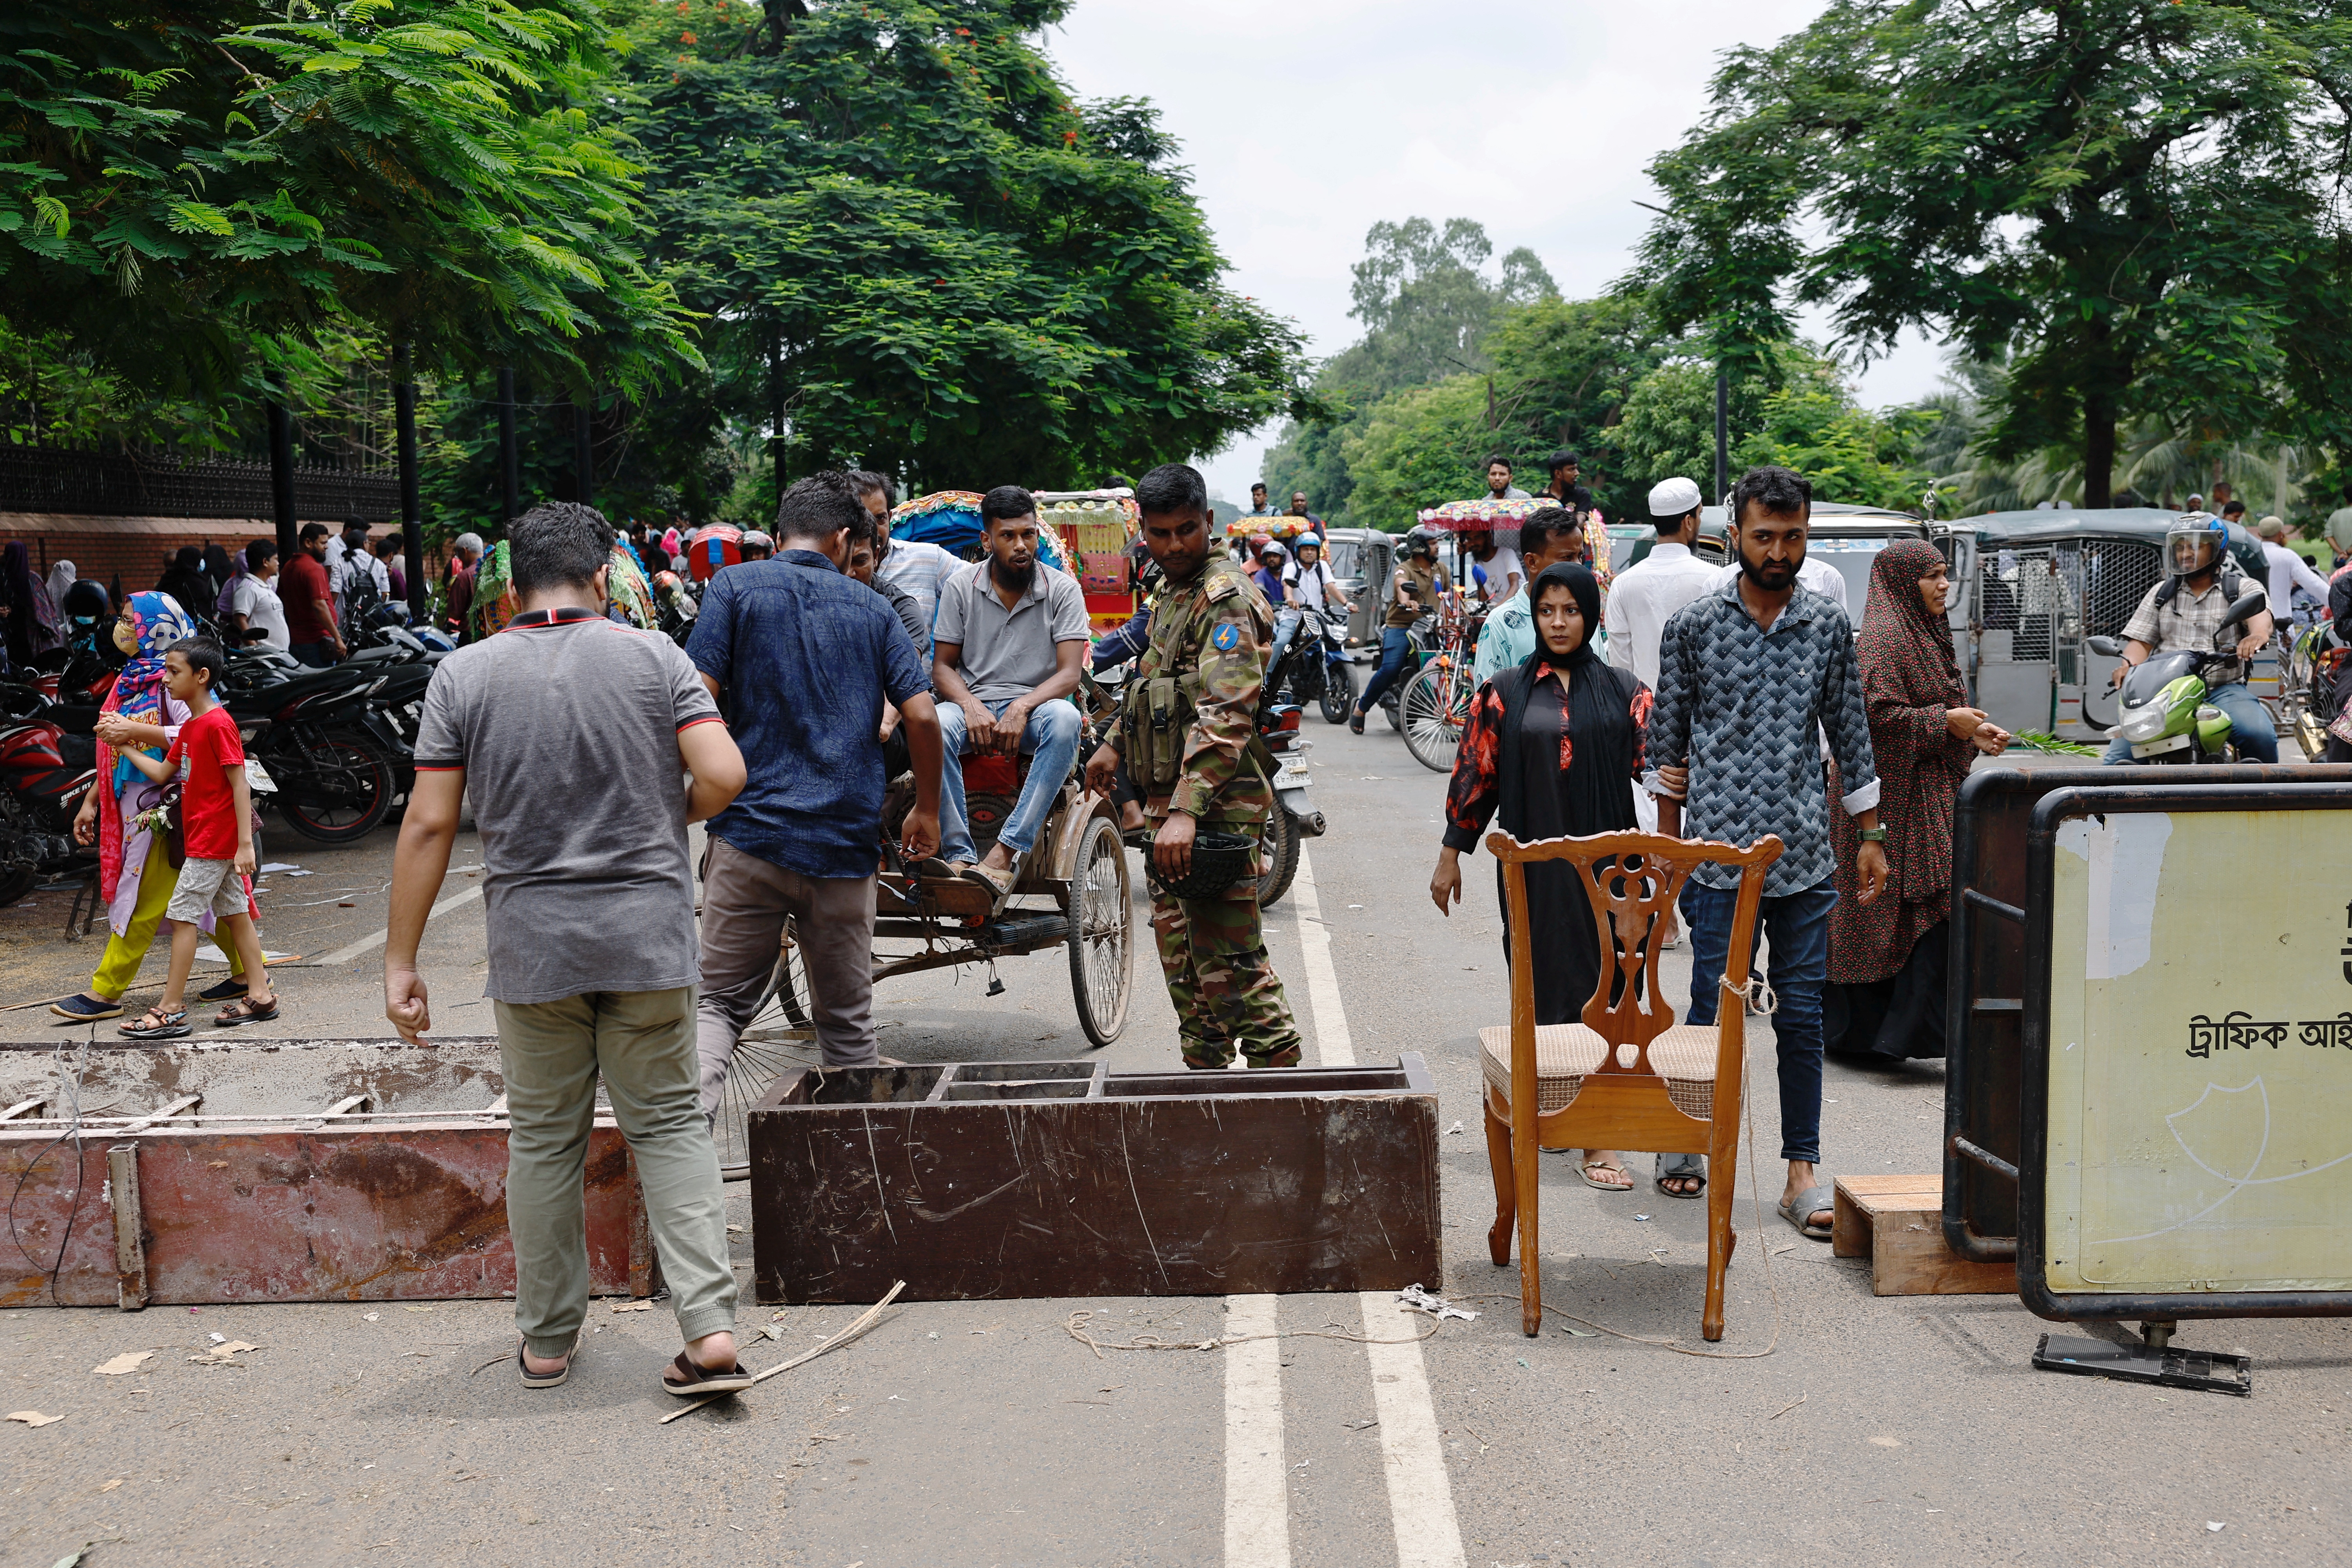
[1971,720,2011,757]
[71,787,98,847]
[1945,706,1989,739]
[1655,764,1689,798]
[1430,847,1462,916]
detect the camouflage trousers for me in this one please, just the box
[1149,824,1303,1071]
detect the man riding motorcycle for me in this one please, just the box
[1350,525,1448,734]
[2103,512,2276,764]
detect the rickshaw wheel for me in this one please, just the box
[715,927,814,1181]
[1067,812,1132,1047]
[1400,660,1468,773]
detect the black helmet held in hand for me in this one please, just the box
[1147,829,1256,900]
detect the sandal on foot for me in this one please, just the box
[1654,1152,1705,1199]
[118,1006,189,1040]
[662,1350,755,1398]
[518,1339,572,1389]
[214,993,279,1027]
[1579,1158,1633,1192]
[1347,710,1366,735]
[50,993,123,1022]
[198,976,252,1003]
[1778,1182,1835,1241]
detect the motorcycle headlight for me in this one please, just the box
[2117,705,2171,742]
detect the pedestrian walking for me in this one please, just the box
[688,473,943,1113]
[281,523,344,668]
[1605,477,1720,837]
[223,541,289,652]
[49,594,252,1024]
[1825,541,2009,1062]
[1432,562,1653,1192]
[1085,463,1303,1071]
[444,533,484,644]
[1472,508,1592,684]
[384,499,757,1397]
[1351,526,1449,733]
[1649,466,1888,1242]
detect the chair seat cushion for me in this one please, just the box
[1479,1023,1720,1120]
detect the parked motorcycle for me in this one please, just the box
[2282,620,2347,760]
[2089,589,2272,764]
[0,684,100,906]
[217,661,402,844]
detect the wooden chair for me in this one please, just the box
[1481,828,1783,1341]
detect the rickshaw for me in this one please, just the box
[706,494,1135,1178]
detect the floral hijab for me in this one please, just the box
[1857,539,1965,712]
[96,591,193,904]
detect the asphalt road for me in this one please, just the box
[2,726,2347,1568]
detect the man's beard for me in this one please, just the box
[1739,550,1798,591]
[991,555,1036,592]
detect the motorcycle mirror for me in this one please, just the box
[2221,589,2270,629]
[2085,635,2122,657]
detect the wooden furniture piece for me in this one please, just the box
[1833,1174,2018,1296]
[748,1057,1439,1303]
[1482,828,1782,1341]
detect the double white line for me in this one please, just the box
[1223,848,1466,1568]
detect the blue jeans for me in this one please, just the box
[2101,679,2277,764]
[936,697,1083,864]
[1268,610,1301,681]
[1681,878,1837,1164]
[1356,627,1413,714]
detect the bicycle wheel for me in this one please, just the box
[715,931,815,1180]
[1400,661,1468,773]
[1066,813,1133,1048]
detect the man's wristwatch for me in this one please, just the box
[1858,827,1889,843]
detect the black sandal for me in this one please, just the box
[661,1350,755,1398]
[518,1339,571,1389]
[215,993,280,1027]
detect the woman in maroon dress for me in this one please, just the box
[1430,562,1657,1191]
[1826,539,2009,1060]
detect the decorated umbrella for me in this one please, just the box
[1222,514,1316,542]
[1416,496,1611,589]
[889,491,1071,574]
[1037,490,1143,632]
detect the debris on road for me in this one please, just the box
[93,1352,153,1376]
[1398,1284,1478,1322]
[190,1341,261,1365]
[612,1300,656,1313]
[7,1410,64,1427]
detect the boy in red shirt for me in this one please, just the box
[116,639,277,1038]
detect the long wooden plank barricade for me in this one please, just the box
[1945,762,2352,1393]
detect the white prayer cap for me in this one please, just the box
[1648,476,1702,519]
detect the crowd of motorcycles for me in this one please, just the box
[0,601,450,912]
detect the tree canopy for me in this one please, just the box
[1633,0,2352,508]
[610,0,1310,492]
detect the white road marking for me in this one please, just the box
[1293,848,1466,1568]
[317,884,483,966]
[1223,1292,1291,1568]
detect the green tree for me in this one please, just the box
[1,0,699,397]
[611,0,1308,490]
[1633,0,2352,509]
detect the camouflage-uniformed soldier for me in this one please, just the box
[1085,464,1302,1071]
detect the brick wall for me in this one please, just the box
[1,514,452,603]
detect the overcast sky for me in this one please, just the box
[1044,0,1944,504]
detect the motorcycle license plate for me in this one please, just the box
[244,759,278,794]
[1273,757,1311,789]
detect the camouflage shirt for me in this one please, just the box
[1124,552,1274,826]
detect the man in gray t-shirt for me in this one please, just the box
[926,486,1092,901]
[384,501,761,1401]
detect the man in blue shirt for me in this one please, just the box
[1650,466,1887,1239]
[686,472,943,1119]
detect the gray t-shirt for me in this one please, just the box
[413,608,722,1004]
[931,561,1091,703]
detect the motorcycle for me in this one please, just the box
[2089,589,2272,764]
[1376,613,1438,732]
[0,684,100,906]
[217,660,402,844]
[1275,607,1355,725]
[2282,619,2347,760]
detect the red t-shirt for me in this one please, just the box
[281,552,334,643]
[165,705,247,861]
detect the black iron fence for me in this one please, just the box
[0,444,397,520]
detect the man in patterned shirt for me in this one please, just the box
[1649,466,1888,1240]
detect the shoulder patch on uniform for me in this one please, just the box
[1210,622,1241,652]
[1204,573,1242,603]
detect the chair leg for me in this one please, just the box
[1513,1105,1542,1338]
[1482,1093,1515,1268]
[1701,1137,1737,1343]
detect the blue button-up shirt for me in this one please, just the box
[687,549,930,879]
[1648,575,1880,896]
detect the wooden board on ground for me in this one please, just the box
[1833,1173,2017,1297]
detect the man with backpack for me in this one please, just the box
[332,517,390,638]
[2103,512,2276,763]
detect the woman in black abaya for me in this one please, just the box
[1431,562,1658,1192]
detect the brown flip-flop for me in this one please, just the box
[662,1350,755,1398]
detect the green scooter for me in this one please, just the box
[2087,588,2270,764]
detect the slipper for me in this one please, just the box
[1779,1182,1834,1241]
[1654,1152,1705,1199]
[906,856,959,880]
[1579,1158,1633,1192]
[1347,710,1366,735]
[662,1350,755,1398]
[49,993,123,1022]
[118,1006,190,1040]
[198,976,252,1003]
[518,1339,571,1389]
[214,993,280,1027]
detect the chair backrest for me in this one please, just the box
[1486,828,1783,1079]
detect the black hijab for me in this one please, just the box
[1496,561,1639,837]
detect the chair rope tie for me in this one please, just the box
[1722,973,1778,1016]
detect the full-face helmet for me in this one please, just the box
[2165,511,2228,578]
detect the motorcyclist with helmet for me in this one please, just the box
[2103,512,2276,764]
[1349,525,1448,734]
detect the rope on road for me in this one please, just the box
[1064,1308,1442,1358]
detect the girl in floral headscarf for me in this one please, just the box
[48,593,253,1021]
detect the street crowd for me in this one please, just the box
[31,442,2351,1401]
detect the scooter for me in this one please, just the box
[0,684,99,906]
[2089,589,2272,764]
[1276,607,1355,725]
